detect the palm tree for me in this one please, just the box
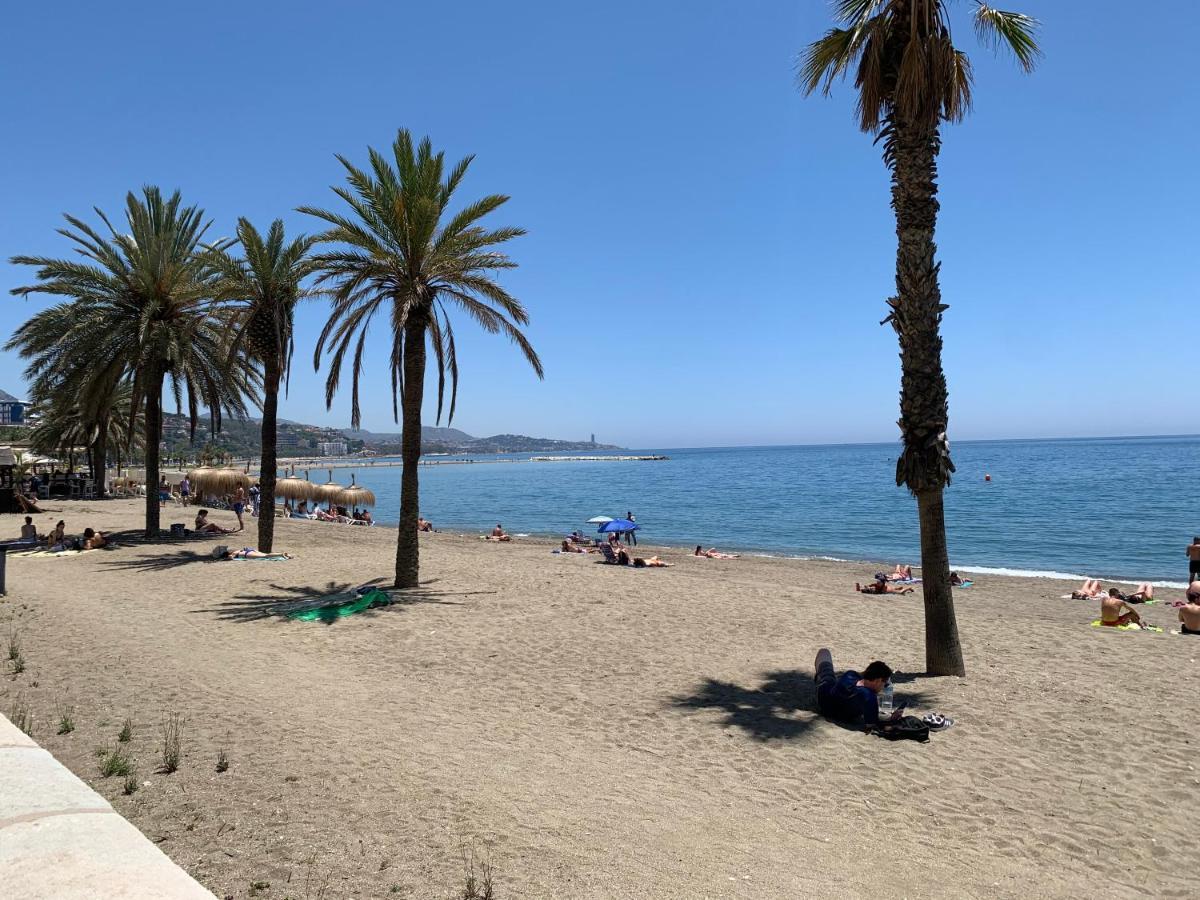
[301,130,543,588]
[8,187,253,537]
[801,1,1039,675]
[25,378,141,486]
[211,219,316,552]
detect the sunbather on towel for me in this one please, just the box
[950,571,967,586]
[617,549,671,567]
[487,524,512,542]
[19,516,38,541]
[1099,592,1143,628]
[1107,584,1154,604]
[1071,578,1105,599]
[561,540,594,554]
[694,546,740,559]
[43,520,66,549]
[856,575,914,595]
[213,546,293,560]
[887,564,914,581]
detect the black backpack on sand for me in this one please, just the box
[873,715,930,742]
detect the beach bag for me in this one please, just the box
[873,715,930,742]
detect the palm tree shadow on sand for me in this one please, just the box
[195,578,493,625]
[672,669,930,742]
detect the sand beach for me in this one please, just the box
[2,498,1198,899]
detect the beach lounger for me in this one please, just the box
[599,544,624,565]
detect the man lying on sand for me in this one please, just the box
[1107,584,1154,604]
[1178,583,1200,635]
[814,649,900,731]
[887,564,914,581]
[619,550,670,567]
[561,540,595,554]
[1099,592,1143,628]
[212,546,293,560]
[1071,579,1105,599]
[195,509,235,534]
[856,576,914,595]
[694,546,740,559]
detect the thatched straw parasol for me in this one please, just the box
[275,473,317,502]
[188,466,222,496]
[312,469,345,505]
[214,467,251,492]
[338,474,376,508]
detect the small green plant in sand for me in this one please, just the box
[6,629,21,661]
[460,845,495,900]
[159,712,182,773]
[122,771,139,795]
[99,745,134,778]
[9,694,33,735]
[56,702,75,734]
[117,717,133,743]
[216,749,229,772]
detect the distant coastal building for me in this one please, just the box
[0,389,27,425]
[318,441,348,457]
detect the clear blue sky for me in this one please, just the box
[2,1,1195,448]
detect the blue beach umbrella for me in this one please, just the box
[597,518,639,534]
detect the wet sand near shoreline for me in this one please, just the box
[2,499,1197,899]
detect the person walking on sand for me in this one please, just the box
[232,484,247,532]
[1187,537,1200,585]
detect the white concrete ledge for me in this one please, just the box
[0,714,215,899]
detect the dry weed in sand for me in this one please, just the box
[117,717,133,742]
[9,693,33,735]
[159,712,182,773]
[56,701,75,734]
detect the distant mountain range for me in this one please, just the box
[344,426,621,454]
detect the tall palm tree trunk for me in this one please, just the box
[394,319,426,589]
[889,115,965,676]
[92,421,109,498]
[143,369,165,538]
[257,365,281,553]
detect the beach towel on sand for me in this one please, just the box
[1089,620,1163,633]
[288,588,390,622]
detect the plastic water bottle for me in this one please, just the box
[880,681,894,714]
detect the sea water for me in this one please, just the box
[331,435,1197,586]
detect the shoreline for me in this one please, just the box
[279,516,1192,590]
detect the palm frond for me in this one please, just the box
[973,3,1041,72]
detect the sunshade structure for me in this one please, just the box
[597,518,639,534]
[188,466,226,497]
[313,469,346,505]
[275,473,317,502]
[586,516,614,524]
[338,474,376,508]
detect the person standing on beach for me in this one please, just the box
[179,475,191,505]
[249,482,261,517]
[1186,537,1200,584]
[626,511,637,546]
[232,484,247,532]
